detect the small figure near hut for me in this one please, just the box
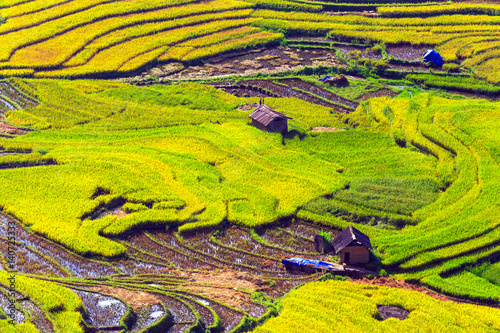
[249,103,292,134]
[332,225,372,265]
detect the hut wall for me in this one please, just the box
[252,119,288,133]
[252,119,269,132]
[339,246,369,265]
[268,119,288,133]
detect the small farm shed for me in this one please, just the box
[332,225,373,265]
[249,104,292,134]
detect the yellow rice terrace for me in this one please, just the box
[0,0,499,332]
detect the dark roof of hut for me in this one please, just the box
[332,225,373,253]
[249,104,292,126]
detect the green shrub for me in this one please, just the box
[443,63,460,73]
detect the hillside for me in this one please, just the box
[0,0,499,332]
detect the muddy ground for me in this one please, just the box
[0,120,30,135]
[311,127,346,132]
[124,43,404,82]
[206,78,356,112]
[120,42,453,86]
[376,304,409,321]
[169,47,339,81]
[90,286,161,311]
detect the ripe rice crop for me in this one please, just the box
[298,90,500,299]
[1,1,500,79]
[406,74,500,95]
[0,80,359,256]
[36,17,260,78]
[378,4,500,18]
[254,281,500,333]
[7,1,251,69]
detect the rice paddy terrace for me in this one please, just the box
[0,0,499,84]
[0,0,499,332]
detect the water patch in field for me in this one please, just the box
[98,299,121,307]
[19,299,54,333]
[197,298,209,306]
[72,289,126,328]
[150,310,164,318]
[0,82,38,110]
[131,304,165,332]
[376,304,410,321]
[0,97,16,111]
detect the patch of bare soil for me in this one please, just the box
[376,304,409,320]
[90,286,160,311]
[386,46,430,62]
[310,127,346,132]
[237,103,259,111]
[177,269,268,292]
[0,120,29,135]
[208,79,353,113]
[162,47,340,81]
[432,89,500,102]
[0,82,38,110]
[174,269,270,309]
[358,88,399,101]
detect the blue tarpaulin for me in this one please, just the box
[318,76,332,82]
[422,49,443,67]
[281,257,336,270]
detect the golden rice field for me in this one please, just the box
[255,280,500,333]
[0,1,499,81]
[0,1,500,332]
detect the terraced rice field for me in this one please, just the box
[0,0,499,82]
[0,73,498,331]
[0,1,499,332]
[0,212,330,332]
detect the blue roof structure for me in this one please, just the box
[281,257,336,270]
[422,49,443,67]
[318,76,332,82]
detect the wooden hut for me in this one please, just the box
[249,104,291,134]
[332,225,372,265]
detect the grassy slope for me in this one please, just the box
[1,77,499,330]
[0,79,435,258]
[300,91,500,300]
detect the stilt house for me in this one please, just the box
[332,225,372,265]
[249,104,291,134]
